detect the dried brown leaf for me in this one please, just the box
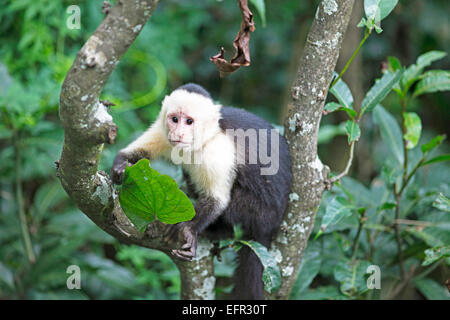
[210,0,255,77]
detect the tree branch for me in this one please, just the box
[57,0,215,300]
[269,0,355,299]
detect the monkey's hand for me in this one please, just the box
[168,223,198,261]
[111,152,129,185]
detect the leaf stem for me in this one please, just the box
[330,28,371,89]
[393,193,406,279]
[400,98,409,191]
[351,209,366,261]
[330,140,355,183]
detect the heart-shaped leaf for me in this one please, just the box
[119,159,195,232]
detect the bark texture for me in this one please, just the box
[268,0,355,299]
[58,0,215,300]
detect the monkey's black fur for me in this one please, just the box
[220,106,291,299]
[177,83,212,100]
[179,96,292,299]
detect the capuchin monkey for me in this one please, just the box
[112,83,291,299]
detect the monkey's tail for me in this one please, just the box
[231,245,265,300]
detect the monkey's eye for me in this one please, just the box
[172,116,178,123]
[186,118,193,125]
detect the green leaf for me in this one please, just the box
[345,120,361,144]
[334,260,372,296]
[357,17,367,28]
[381,159,401,185]
[373,105,404,165]
[433,193,450,213]
[379,202,396,210]
[360,70,402,116]
[324,102,356,119]
[298,285,348,300]
[422,246,450,266]
[421,154,450,167]
[364,0,398,20]
[119,159,195,232]
[324,102,342,113]
[421,135,446,154]
[403,112,422,149]
[401,51,447,92]
[413,73,450,97]
[0,262,14,290]
[233,224,244,240]
[387,56,402,72]
[341,177,375,207]
[414,278,450,300]
[417,51,448,70]
[249,0,266,27]
[321,197,355,232]
[329,75,354,110]
[291,242,322,297]
[238,240,281,293]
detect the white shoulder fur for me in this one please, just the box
[181,130,236,208]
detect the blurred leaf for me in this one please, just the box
[373,105,404,165]
[238,240,281,293]
[329,76,354,110]
[249,0,266,27]
[403,112,422,149]
[324,102,341,113]
[364,0,398,20]
[421,135,446,154]
[414,278,450,300]
[381,159,402,185]
[422,246,450,266]
[345,120,360,144]
[324,102,356,119]
[405,224,449,248]
[334,260,372,296]
[291,242,322,298]
[433,193,450,213]
[340,177,375,207]
[401,51,447,91]
[298,285,348,300]
[321,197,355,232]
[0,262,15,290]
[27,289,89,300]
[416,51,448,69]
[413,73,450,97]
[379,202,396,210]
[119,159,195,232]
[387,56,402,72]
[421,154,450,167]
[360,70,402,116]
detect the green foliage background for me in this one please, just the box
[0,0,448,299]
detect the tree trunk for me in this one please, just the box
[268,0,355,299]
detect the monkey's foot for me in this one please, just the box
[170,225,198,261]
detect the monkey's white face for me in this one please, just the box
[161,89,222,151]
[166,110,196,148]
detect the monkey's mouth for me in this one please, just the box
[169,139,189,147]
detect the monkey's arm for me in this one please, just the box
[112,119,169,184]
[169,196,227,260]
